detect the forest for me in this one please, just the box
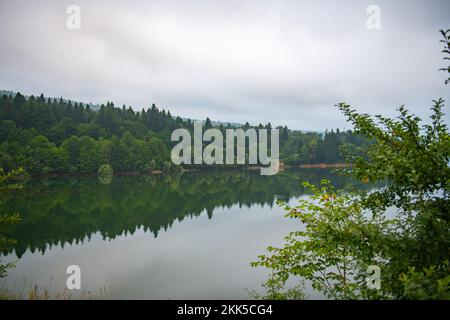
[0,92,369,175]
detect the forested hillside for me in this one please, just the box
[0,92,369,175]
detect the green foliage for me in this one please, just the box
[253,32,450,298]
[281,129,369,165]
[252,180,388,299]
[399,261,450,300]
[148,159,157,171]
[97,164,114,185]
[253,100,450,299]
[98,163,113,176]
[162,161,183,174]
[0,168,23,278]
[0,92,370,176]
[0,95,175,174]
[253,31,450,299]
[337,99,450,299]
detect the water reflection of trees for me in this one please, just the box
[1,169,367,258]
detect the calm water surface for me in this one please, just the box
[0,169,360,299]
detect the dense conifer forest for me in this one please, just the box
[0,92,368,175]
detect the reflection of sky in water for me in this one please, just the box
[1,169,369,299]
[1,197,327,299]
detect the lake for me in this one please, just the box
[0,169,361,299]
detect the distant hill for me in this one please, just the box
[0,90,15,97]
[0,89,101,111]
[177,117,242,128]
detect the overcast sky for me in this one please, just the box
[0,0,449,130]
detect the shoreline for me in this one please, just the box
[294,163,351,169]
[25,163,351,179]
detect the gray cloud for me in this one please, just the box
[0,0,449,130]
